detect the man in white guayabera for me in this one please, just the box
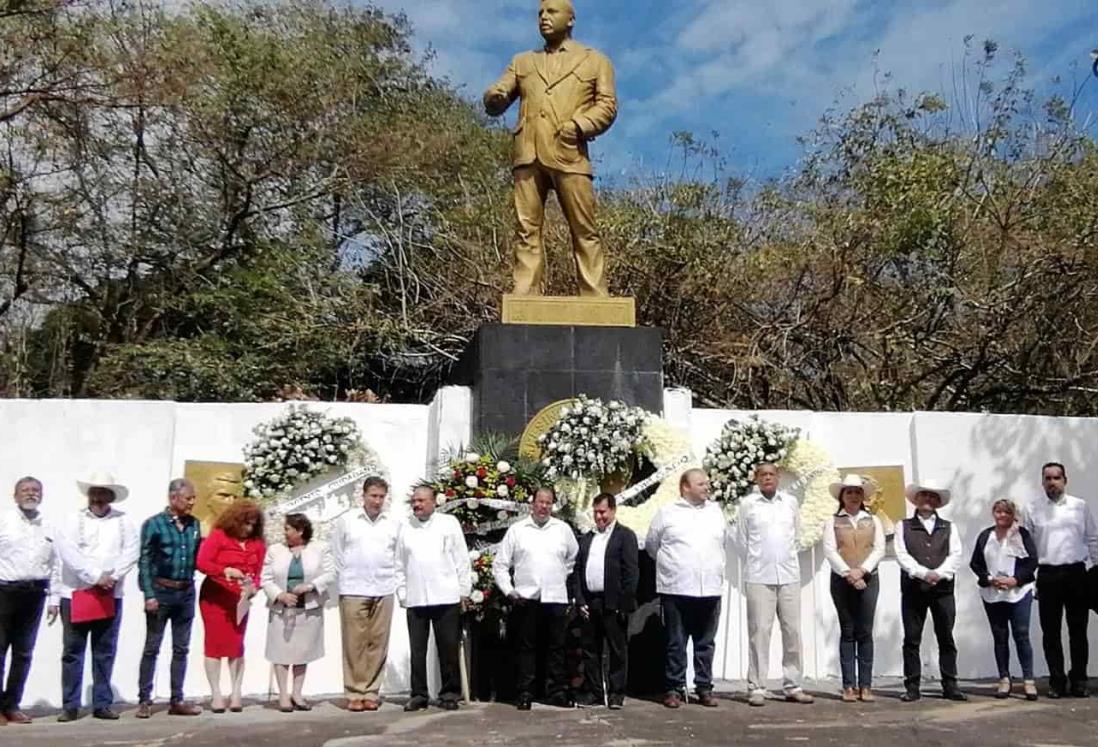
[645,468,726,709]
[736,463,814,707]
[329,476,400,712]
[494,486,578,710]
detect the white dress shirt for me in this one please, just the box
[0,508,57,582]
[50,506,140,604]
[979,530,1034,604]
[585,522,615,594]
[1023,493,1098,568]
[893,512,962,580]
[395,511,471,607]
[494,516,578,603]
[646,498,728,596]
[330,509,400,596]
[822,510,885,576]
[734,491,800,586]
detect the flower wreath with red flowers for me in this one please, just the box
[430,438,544,535]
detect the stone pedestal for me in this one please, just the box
[453,323,664,437]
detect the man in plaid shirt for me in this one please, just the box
[135,478,204,718]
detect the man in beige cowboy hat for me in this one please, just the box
[893,478,966,702]
[52,471,140,722]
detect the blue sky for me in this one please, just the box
[369,0,1098,183]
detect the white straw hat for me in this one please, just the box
[76,471,129,503]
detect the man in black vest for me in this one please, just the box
[893,479,966,702]
[571,493,638,709]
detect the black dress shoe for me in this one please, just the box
[56,709,79,723]
[607,696,624,710]
[573,693,600,707]
[93,708,120,720]
[403,696,429,712]
[1070,685,1089,698]
[899,691,921,703]
[439,700,459,711]
[942,689,968,702]
[1047,688,1064,699]
[516,693,533,711]
[544,694,575,708]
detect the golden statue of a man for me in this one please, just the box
[484,0,617,297]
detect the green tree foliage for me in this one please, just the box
[3,9,1098,416]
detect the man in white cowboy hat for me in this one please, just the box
[893,477,966,702]
[51,471,140,722]
[735,462,815,707]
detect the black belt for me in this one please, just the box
[1038,562,1086,571]
[0,579,48,592]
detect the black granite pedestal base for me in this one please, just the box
[453,324,664,437]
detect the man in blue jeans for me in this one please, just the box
[53,471,140,722]
[645,469,726,708]
[136,478,204,718]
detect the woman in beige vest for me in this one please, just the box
[822,475,885,702]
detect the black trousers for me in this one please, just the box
[0,583,47,712]
[579,595,628,701]
[407,604,462,702]
[1036,563,1089,690]
[511,600,568,699]
[901,586,957,692]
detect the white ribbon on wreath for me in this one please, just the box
[558,417,700,537]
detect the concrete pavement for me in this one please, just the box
[6,680,1097,747]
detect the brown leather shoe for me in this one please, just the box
[661,691,682,709]
[695,692,719,708]
[362,699,381,712]
[168,702,202,716]
[841,688,858,703]
[4,711,32,725]
[135,703,152,719]
[859,688,875,702]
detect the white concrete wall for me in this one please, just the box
[2,394,1098,708]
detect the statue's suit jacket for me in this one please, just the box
[484,41,617,176]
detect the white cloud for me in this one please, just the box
[642,0,1098,149]
[358,0,1098,172]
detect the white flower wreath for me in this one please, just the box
[242,405,386,542]
[538,394,649,480]
[704,416,838,550]
[614,418,700,538]
[552,411,698,538]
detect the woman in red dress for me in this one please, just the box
[196,500,266,712]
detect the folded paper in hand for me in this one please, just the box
[71,586,116,623]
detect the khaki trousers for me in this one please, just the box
[339,595,394,700]
[512,162,608,297]
[745,582,804,694]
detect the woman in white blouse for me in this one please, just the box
[822,475,885,703]
[260,514,335,712]
[969,499,1038,700]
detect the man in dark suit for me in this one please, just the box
[571,493,638,709]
